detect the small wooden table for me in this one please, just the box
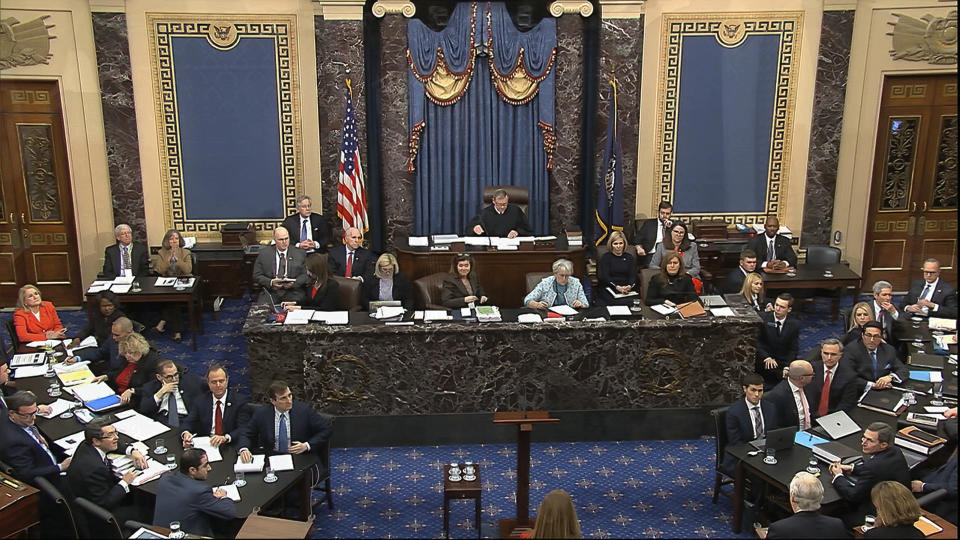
[0,472,40,538]
[443,464,481,539]
[761,263,862,321]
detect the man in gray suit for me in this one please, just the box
[252,226,308,304]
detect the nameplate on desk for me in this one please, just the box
[430,245,451,251]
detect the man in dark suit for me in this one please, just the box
[803,338,859,419]
[756,293,801,388]
[723,373,778,475]
[632,200,672,268]
[103,316,134,375]
[749,215,798,269]
[181,364,251,448]
[912,408,957,525]
[466,189,532,238]
[723,248,758,294]
[101,223,149,279]
[153,448,237,537]
[252,226,308,304]
[0,359,11,417]
[67,417,148,526]
[758,471,851,539]
[328,227,376,282]
[1,391,72,484]
[237,380,332,463]
[871,280,900,343]
[139,360,204,428]
[829,422,910,527]
[763,360,815,431]
[843,321,908,391]
[902,258,957,319]
[281,195,330,254]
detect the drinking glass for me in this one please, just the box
[154,438,167,455]
[168,521,184,539]
[805,458,820,474]
[166,455,176,470]
[264,466,277,483]
[930,383,944,407]
[233,471,247,487]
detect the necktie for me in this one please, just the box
[105,456,119,478]
[167,392,179,427]
[277,413,289,452]
[920,283,931,302]
[818,369,832,417]
[301,219,308,243]
[797,389,811,429]
[345,251,354,278]
[870,350,879,379]
[30,425,49,448]
[878,311,886,337]
[752,406,764,439]
[214,400,224,436]
[768,238,775,262]
[122,245,132,271]
[776,320,782,334]
[277,252,287,279]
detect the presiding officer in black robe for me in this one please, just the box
[466,188,531,238]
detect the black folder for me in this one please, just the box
[909,353,945,370]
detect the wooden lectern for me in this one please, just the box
[493,411,559,538]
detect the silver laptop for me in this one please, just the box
[815,410,861,440]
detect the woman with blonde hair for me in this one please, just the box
[364,253,414,310]
[13,284,67,343]
[528,489,582,538]
[843,301,876,345]
[865,481,923,538]
[740,272,772,313]
[596,230,638,306]
[152,228,192,342]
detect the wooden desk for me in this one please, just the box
[85,276,204,350]
[851,511,957,539]
[395,237,586,308]
[0,471,40,538]
[761,263,862,321]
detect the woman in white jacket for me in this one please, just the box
[523,258,589,310]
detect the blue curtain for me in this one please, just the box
[407,2,555,235]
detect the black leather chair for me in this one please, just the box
[805,245,841,267]
[524,272,551,297]
[73,497,123,539]
[710,407,734,504]
[331,276,363,311]
[412,272,448,310]
[4,318,21,352]
[123,520,157,537]
[481,185,529,216]
[0,459,14,476]
[639,268,661,303]
[311,413,335,511]
[33,476,80,539]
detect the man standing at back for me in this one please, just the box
[466,188,531,238]
[282,195,330,254]
[329,227,375,282]
[252,226,308,304]
[101,224,149,279]
[756,293,801,388]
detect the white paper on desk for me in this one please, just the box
[284,309,314,325]
[190,437,223,462]
[37,398,78,418]
[154,277,177,286]
[113,408,137,420]
[72,381,116,402]
[534,235,558,241]
[925,406,950,413]
[650,303,677,315]
[606,305,631,317]
[431,234,461,244]
[25,340,60,348]
[113,276,135,284]
[268,454,294,471]
[53,360,90,373]
[173,277,195,289]
[413,311,424,320]
[517,313,542,323]
[54,431,85,455]
[131,459,171,486]
[373,306,405,320]
[66,336,98,356]
[312,311,349,325]
[110,283,132,293]
[929,317,957,331]
[549,305,577,316]
[464,237,489,246]
[113,412,170,441]
[215,484,241,502]
[424,310,451,321]
[514,236,536,243]
[710,307,737,317]
[13,365,49,378]
[234,454,265,473]
[86,280,112,293]
[461,308,472,317]
[407,236,429,247]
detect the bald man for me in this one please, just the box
[749,216,797,268]
[763,360,816,431]
[252,227,308,304]
[328,227,376,282]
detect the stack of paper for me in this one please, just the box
[71,381,115,402]
[549,305,577,316]
[431,234,461,244]
[268,454,294,471]
[517,313,542,323]
[173,277,196,289]
[424,310,452,321]
[24,341,61,349]
[13,365,49,378]
[606,306,631,317]
[66,336,98,355]
[113,411,170,441]
[215,484,241,501]
[464,237,490,246]
[313,311,349,325]
[234,454,266,473]
[650,304,677,315]
[284,309,315,325]
[54,431,85,455]
[709,307,737,317]
[929,317,957,331]
[11,352,47,366]
[131,459,172,486]
[86,281,112,294]
[191,436,223,462]
[38,398,78,418]
[407,236,429,247]
[372,306,405,320]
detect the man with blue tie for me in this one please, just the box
[139,360,203,427]
[181,364,251,448]
[902,259,957,319]
[237,380,332,463]
[281,195,330,254]
[842,321,908,391]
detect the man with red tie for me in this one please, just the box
[803,338,859,419]
[329,227,375,282]
[181,364,251,448]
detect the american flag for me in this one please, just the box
[337,84,368,232]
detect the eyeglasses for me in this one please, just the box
[98,431,119,439]
[161,372,180,381]
[861,436,878,443]
[863,333,883,340]
[13,409,38,417]
[922,270,938,274]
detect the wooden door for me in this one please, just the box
[862,75,958,290]
[0,80,83,306]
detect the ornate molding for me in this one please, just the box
[550,1,594,18]
[0,16,56,70]
[371,1,415,18]
[887,10,957,65]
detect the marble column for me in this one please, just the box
[801,11,855,248]
[379,16,414,251]
[92,13,146,243]
[549,16,586,235]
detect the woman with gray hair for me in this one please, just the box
[524,258,588,310]
[152,228,192,343]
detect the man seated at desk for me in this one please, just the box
[871,281,900,343]
[252,226,308,304]
[466,188,531,238]
[329,227,376,282]
[153,448,237,537]
[803,338,860,419]
[139,360,204,428]
[181,364,251,448]
[749,216,797,269]
[723,373,778,475]
[236,380,332,463]
[281,194,330,254]
[757,471,850,539]
[101,223,149,279]
[842,321,908,391]
[764,360,815,431]
[829,422,910,527]
[901,258,957,319]
[723,249,758,294]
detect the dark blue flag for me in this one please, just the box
[594,81,624,246]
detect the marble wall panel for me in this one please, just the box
[315,17,366,237]
[801,11,854,248]
[550,16,586,235]
[92,13,146,243]
[596,16,643,232]
[379,16,414,251]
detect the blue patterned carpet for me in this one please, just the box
[5,290,882,538]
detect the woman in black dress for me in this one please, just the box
[740,273,772,314]
[597,231,637,306]
[645,250,697,306]
[364,253,414,310]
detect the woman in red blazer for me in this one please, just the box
[13,284,67,343]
